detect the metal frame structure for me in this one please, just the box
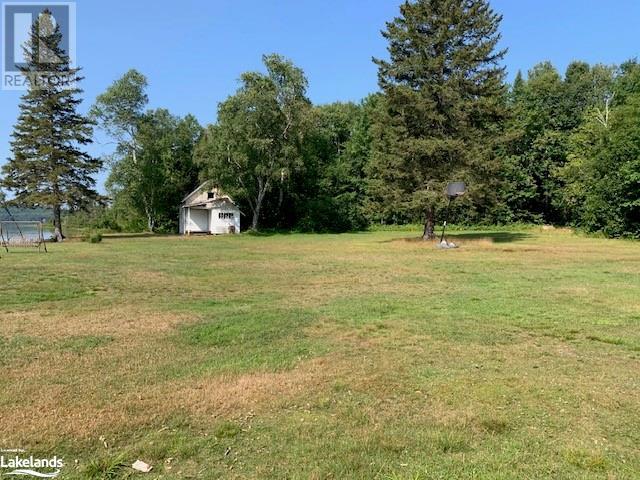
[0,221,48,253]
[439,182,466,244]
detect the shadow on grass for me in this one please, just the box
[243,230,373,237]
[244,230,292,237]
[97,233,175,239]
[447,231,531,243]
[385,231,531,244]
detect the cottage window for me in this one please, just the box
[218,212,234,219]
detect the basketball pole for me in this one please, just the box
[436,182,466,249]
[439,196,453,244]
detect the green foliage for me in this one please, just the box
[106,109,202,232]
[195,54,311,231]
[561,89,640,237]
[63,202,115,234]
[292,99,373,232]
[80,231,103,243]
[369,0,507,238]
[76,6,640,239]
[90,69,148,146]
[499,61,616,224]
[92,71,202,232]
[0,11,100,241]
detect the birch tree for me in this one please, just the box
[195,54,310,231]
[90,70,157,229]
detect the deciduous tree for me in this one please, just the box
[106,110,202,232]
[195,54,311,231]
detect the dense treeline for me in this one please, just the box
[88,0,640,238]
[4,1,640,238]
[498,60,640,236]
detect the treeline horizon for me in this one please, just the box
[3,1,640,239]
[80,56,639,238]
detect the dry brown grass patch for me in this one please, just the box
[0,354,350,445]
[0,306,196,339]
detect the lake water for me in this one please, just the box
[1,224,53,244]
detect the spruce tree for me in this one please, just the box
[1,10,100,241]
[370,0,507,239]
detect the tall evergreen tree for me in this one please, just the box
[370,0,507,239]
[0,10,100,241]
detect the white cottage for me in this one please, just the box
[179,184,241,235]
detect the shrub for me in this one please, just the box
[81,232,103,243]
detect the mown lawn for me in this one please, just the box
[0,228,639,479]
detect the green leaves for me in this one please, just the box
[370,0,507,230]
[500,61,617,224]
[106,109,202,232]
[195,54,311,230]
[561,90,640,237]
[90,69,149,143]
[1,11,99,239]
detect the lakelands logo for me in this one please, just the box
[2,2,76,90]
[0,450,63,478]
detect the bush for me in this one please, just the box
[89,233,103,243]
[81,232,103,243]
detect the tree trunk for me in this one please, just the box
[251,178,268,231]
[251,207,260,231]
[277,187,284,213]
[251,192,264,231]
[422,207,435,241]
[53,204,64,242]
[143,196,154,232]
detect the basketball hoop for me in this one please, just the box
[437,182,466,249]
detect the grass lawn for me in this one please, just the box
[1,227,639,479]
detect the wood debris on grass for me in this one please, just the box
[132,460,153,473]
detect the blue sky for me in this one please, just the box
[1,0,639,192]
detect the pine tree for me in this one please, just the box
[1,10,100,241]
[512,70,525,96]
[370,0,507,239]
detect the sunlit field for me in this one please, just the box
[1,227,639,479]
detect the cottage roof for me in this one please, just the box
[181,183,237,208]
